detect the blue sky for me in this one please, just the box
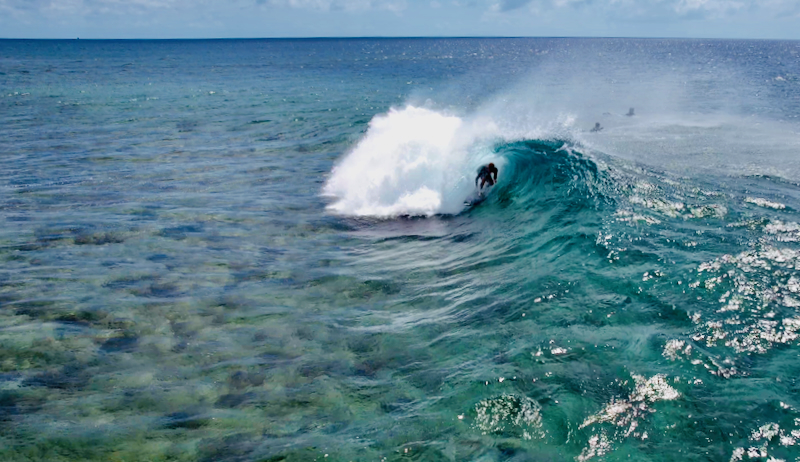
[1,0,799,39]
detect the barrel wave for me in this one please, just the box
[323,105,611,221]
[484,139,611,215]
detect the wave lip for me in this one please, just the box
[323,106,495,218]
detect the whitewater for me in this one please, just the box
[2,38,800,462]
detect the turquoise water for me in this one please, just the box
[2,38,800,461]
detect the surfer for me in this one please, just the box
[626,107,635,116]
[476,163,498,190]
[590,122,603,132]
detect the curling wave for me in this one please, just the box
[322,105,608,218]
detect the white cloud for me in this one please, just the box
[672,0,745,17]
[0,0,407,14]
[485,0,797,19]
[1,0,798,37]
[262,0,407,12]
[0,0,214,16]
[1,0,787,17]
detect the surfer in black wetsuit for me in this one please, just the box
[476,163,498,189]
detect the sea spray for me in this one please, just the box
[323,105,504,217]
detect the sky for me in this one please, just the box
[1,0,799,39]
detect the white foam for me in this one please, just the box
[578,374,679,460]
[473,394,544,440]
[745,197,786,210]
[322,105,504,217]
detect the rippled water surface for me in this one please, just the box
[2,38,800,461]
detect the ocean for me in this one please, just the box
[2,37,800,461]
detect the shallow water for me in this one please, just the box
[2,38,800,461]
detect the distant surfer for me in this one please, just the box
[626,107,635,117]
[590,122,603,132]
[476,163,498,190]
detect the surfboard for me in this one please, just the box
[464,185,492,207]
[464,194,485,207]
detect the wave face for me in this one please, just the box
[490,138,610,213]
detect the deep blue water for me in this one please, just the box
[2,38,800,461]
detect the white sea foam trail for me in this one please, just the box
[323,106,502,217]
